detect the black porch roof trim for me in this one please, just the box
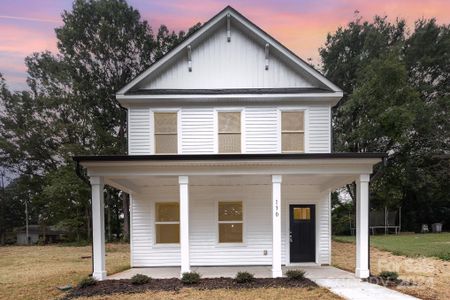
[125,87,332,96]
[73,153,386,162]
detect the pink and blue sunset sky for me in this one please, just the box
[1,0,450,90]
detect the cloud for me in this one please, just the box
[2,0,450,88]
[0,15,60,23]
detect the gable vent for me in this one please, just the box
[227,13,231,42]
[187,45,192,72]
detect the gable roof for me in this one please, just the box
[116,6,342,99]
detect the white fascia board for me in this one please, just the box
[116,7,343,96]
[117,92,343,107]
[81,157,381,167]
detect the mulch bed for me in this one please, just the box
[363,276,416,288]
[64,277,317,299]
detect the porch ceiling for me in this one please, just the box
[104,174,356,195]
[75,153,383,195]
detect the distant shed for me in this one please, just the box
[15,225,65,245]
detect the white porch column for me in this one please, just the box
[355,174,370,278]
[179,176,190,274]
[90,176,106,280]
[272,175,282,278]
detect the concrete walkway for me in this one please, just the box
[302,266,419,300]
[108,265,419,300]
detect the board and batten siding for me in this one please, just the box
[130,184,331,267]
[127,106,331,155]
[138,24,314,90]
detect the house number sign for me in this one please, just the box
[275,199,279,217]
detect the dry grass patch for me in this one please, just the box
[0,243,129,300]
[74,287,342,300]
[333,240,450,300]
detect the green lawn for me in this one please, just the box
[334,233,450,261]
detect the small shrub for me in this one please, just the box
[234,271,255,283]
[77,277,97,288]
[131,273,150,285]
[286,269,305,280]
[437,252,450,261]
[181,272,201,284]
[379,271,399,281]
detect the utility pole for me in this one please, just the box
[0,170,5,245]
[25,174,33,245]
[25,200,29,244]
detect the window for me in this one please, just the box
[154,112,177,154]
[218,112,241,153]
[155,202,179,244]
[293,207,310,220]
[218,201,243,243]
[281,111,305,153]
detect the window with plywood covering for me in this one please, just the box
[154,112,177,154]
[218,112,241,153]
[155,202,179,244]
[218,201,243,243]
[281,111,305,153]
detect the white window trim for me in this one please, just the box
[151,108,181,155]
[214,107,244,154]
[277,107,309,153]
[153,200,180,247]
[215,199,246,247]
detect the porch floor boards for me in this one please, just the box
[108,265,419,300]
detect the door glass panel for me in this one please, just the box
[293,207,310,220]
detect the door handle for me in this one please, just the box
[289,231,293,243]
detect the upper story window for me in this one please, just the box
[281,111,305,153]
[154,112,177,154]
[218,112,241,153]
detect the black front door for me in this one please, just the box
[289,204,315,262]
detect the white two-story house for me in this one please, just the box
[74,6,384,281]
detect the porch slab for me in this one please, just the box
[108,265,419,300]
[108,265,275,279]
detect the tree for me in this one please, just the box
[0,0,201,240]
[321,16,450,231]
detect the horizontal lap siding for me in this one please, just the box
[127,106,332,154]
[317,192,331,264]
[131,187,180,267]
[181,109,215,154]
[190,185,272,265]
[281,187,332,266]
[245,108,278,153]
[128,108,151,155]
[308,106,331,153]
[131,184,331,266]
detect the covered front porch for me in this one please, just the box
[74,153,383,281]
